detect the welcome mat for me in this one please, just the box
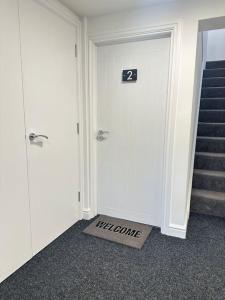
[83,215,152,249]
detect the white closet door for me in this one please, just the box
[0,0,32,283]
[19,0,80,255]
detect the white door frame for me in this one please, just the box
[85,22,183,237]
[33,0,84,220]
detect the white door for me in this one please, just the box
[19,0,80,254]
[97,37,170,227]
[0,0,32,283]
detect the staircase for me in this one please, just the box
[191,60,225,218]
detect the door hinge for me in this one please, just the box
[76,123,80,135]
[78,191,80,202]
[75,44,78,58]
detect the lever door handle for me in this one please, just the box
[96,130,110,141]
[98,130,109,135]
[29,132,48,142]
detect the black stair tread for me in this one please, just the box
[198,121,225,125]
[197,136,225,140]
[197,122,225,137]
[202,86,225,89]
[194,169,225,178]
[202,85,225,90]
[199,110,225,123]
[207,60,225,61]
[206,61,225,69]
[200,109,225,112]
[201,98,225,100]
[200,99,225,109]
[194,151,225,171]
[192,188,225,201]
[202,87,225,94]
[203,77,225,80]
[196,136,225,153]
[204,68,225,71]
[195,152,225,158]
[191,188,225,218]
[203,69,225,78]
[201,87,225,98]
[207,60,225,63]
[202,78,225,88]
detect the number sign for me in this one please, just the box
[122,69,137,82]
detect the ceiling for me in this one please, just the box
[59,0,177,17]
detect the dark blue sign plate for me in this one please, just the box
[122,69,137,82]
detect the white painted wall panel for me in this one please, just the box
[86,0,225,234]
[187,32,204,217]
[207,29,225,61]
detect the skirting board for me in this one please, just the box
[161,204,190,239]
[161,224,187,239]
[82,209,95,220]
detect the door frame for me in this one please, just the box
[32,0,84,220]
[85,22,182,237]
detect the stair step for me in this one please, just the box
[201,87,225,98]
[191,188,225,218]
[195,152,225,171]
[203,68,225,78]
[200,98,225,109]
[199,110,225,123]
[191,62,225,218]
[192,169,225,192]
[196,136,225,153]
[197,122,225,137]
[194,169,225,177]
[202,77,225,87]
[206,60,225,69]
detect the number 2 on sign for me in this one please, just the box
[127,70,133,80]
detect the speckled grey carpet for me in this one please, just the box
[1,213,225,299]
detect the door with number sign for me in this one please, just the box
[96,37,171,227]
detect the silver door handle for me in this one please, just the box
[96,130,110,141]
[29,132,48,142]
[98,130,109,135]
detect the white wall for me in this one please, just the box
[85,0,225,237]
[187,32,205,221]
[201,31,208,68]
[207,29,225,61]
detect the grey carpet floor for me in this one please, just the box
[1,213,225,300]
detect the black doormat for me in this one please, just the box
[83,215,152,249]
